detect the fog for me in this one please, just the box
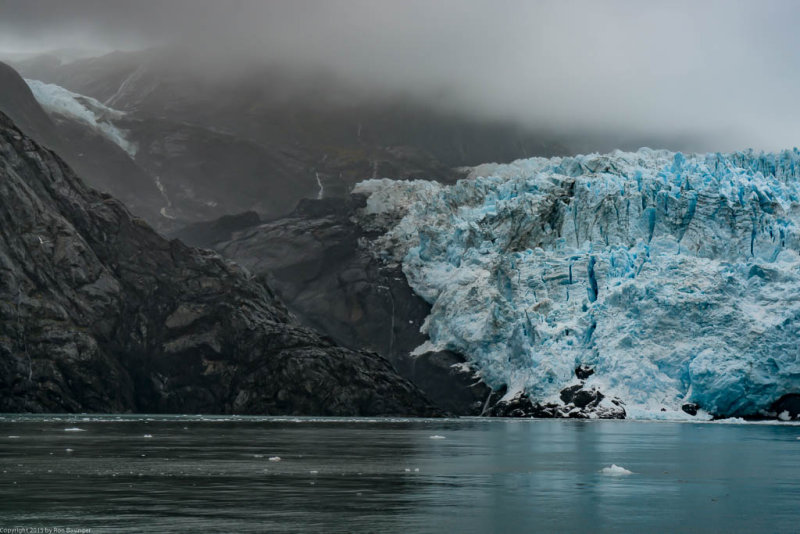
[1,0,799,152]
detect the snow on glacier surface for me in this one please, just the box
[358,149,800,417]
[25,79,138,156]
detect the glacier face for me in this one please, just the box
[356,149,800,418]
[25,79,138,156]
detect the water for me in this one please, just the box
[1,415,798,533]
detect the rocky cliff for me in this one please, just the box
[0,111,439,416]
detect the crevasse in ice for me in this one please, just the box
[355,149,800,418]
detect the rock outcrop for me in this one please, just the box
[0,111,439,416]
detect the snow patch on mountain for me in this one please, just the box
[25,79,138,156]
[359,149,800,418]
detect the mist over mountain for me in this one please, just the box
[1,49,567,231]
[3,0,799,153]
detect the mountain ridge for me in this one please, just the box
[0,110,439,416]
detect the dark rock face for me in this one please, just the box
[0,62,54,141]
[122,117,317,226]
[405,351,490,416]
[560,384,583,404]
[179,195,489,415]
[769,394,800,420]
[172,211,261,248]
[575,365,594,380]
[681,402,700,416]
[0,112,439,416]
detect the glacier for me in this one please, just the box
[25,79,138,156]
[355,148,800,419]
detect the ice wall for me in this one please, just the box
[357,149,800,417]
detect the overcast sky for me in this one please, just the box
[0,0,798,152]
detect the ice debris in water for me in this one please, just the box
[64,427,85,432]
[600,464,633,476]
[143,434,153,438]
[359,149,800,418]
[429,435,446,439]
[65,449,74,453]
[268,456,281,462]
[7,436,19,439]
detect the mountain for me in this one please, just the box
[352,149,800,420]
[7,49,569,229]
[0,110,439,416]
[0,61,164,223]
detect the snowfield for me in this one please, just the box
[25,79,138,156]
[356,148,800,418]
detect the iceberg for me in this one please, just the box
[358,148,800,418]
[600,464,633,476]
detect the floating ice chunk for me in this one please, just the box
[143,434,153,438]
[64,427,85,432]
[7,436,19,439]
[716,417,748,424]
[600,464,633,476]
[404,468,411,472]
[268,456,281,462]
[65,448,74,453]
[414,468,420,472]
[429,435,446,439]
[253,454,264,458]
[310,470,319,474]
[778,411,791,421]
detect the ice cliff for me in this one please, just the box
[355,148,800,418]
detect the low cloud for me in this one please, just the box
[1,0,798,152]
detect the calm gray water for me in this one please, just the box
[0,415,798,533]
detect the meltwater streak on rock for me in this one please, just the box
[0,111,439,416]
[360,149,800,418]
